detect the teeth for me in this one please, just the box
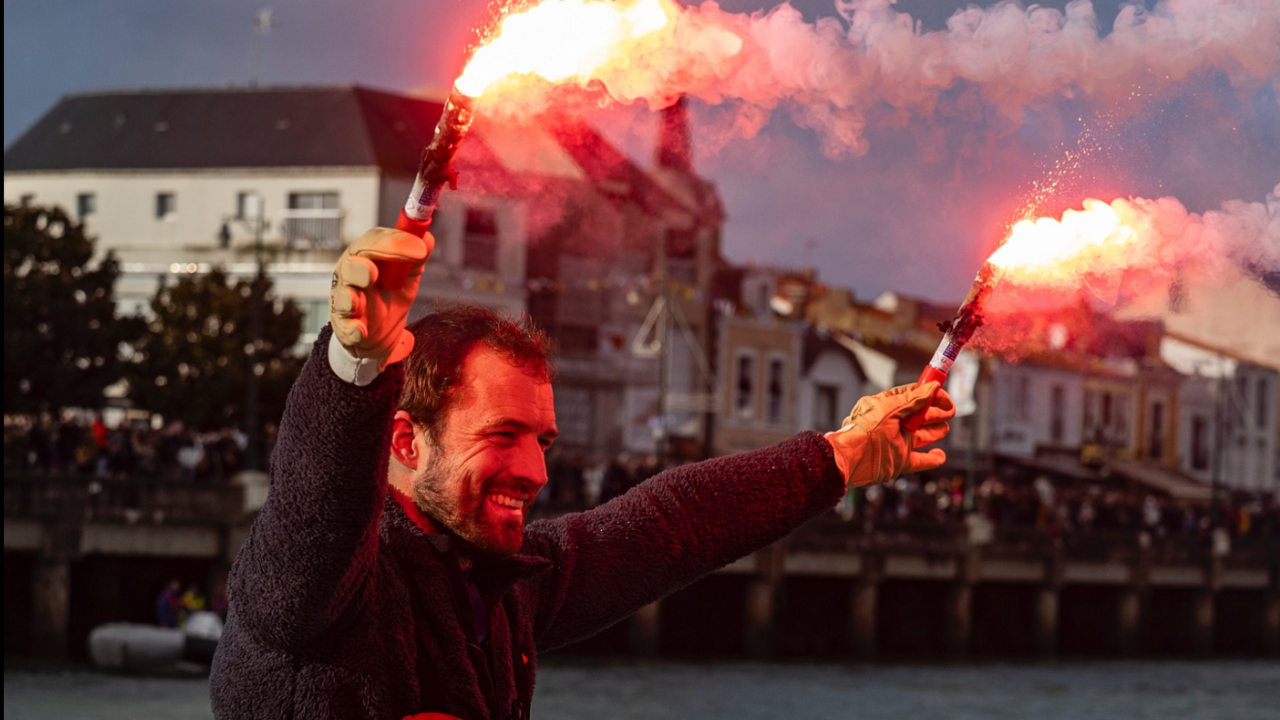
[491,494,525,509]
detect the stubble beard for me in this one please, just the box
[411,448,524,558]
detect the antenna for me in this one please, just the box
[250,8,277,87]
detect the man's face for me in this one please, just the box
[411,346,557,557]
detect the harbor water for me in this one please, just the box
[5,658,1278,719]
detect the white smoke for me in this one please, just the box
[1198,181,1280,275]
[483,0,1280,157]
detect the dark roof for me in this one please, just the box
[4,86,442,174]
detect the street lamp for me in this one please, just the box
[224,193,267,471]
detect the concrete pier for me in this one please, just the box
[744,540,787,659]
[1116,588,1143,655]
[1264,589,1280,655]
[849,554,881,660]
[6,475,1278,661]
[628,601,662,657]
[944,583,972,656]
[32,558,70,661]
[1033,586,1059,657]
[1191,589,1215,656]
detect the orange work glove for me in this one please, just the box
[330,227,433,369]
[825,382,956,488]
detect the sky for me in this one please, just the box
[5,0,1279,303]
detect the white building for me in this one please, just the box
[1,85,588,344]
[1161,334,1279,492]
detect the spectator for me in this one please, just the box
[156,578,183,628]
[55,411,83,474]
[176,428,204,482]
[180,583,207,628]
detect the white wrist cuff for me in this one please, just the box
[328,334,383,387]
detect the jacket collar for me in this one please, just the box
[382,488,552,597]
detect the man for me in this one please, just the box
[210,227,954,719]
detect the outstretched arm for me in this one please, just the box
[523,382,956,651]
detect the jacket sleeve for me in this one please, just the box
[225,326,402,651]
[521,431,845,651]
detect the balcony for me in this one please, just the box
[282,208,345,251]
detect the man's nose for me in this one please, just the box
[511,439,548,487]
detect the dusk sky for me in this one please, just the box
[6,0,1278,302]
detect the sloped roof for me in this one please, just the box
[1107,459,1213,501]
[4,85,442,174]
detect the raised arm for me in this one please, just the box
[523,382,955,651]
[225,228,430,651]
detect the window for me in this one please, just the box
[301,300,328,337]
[553,385,592,447]
[1115,397,1129,443]
[1148,401,1165,460]
[1191,415,1210,471]
[1083,390,1097,439]
[286,192,341,249]
[288,191,339,210]
[554,324,598,355]
[735,353,756,421]
[814,384,839,430]
[155,192,176,220]
[1050,384,1066,443]
[1258,376,1270,428]
[236,191,262,220]
[767,358,785,425]
[1011,375,1030,421]
[463,207,499,272]
[77,192,96,219]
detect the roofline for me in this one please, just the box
[57,83,407,100]
[1162,330,1275,368]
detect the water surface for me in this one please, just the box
[5,659,1277,719]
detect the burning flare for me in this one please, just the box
[988,199,1142,281]
[456,0,673,98]
[989,187,1280,292]
[904,183,1278,428]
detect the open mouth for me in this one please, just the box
[488,493,529,512]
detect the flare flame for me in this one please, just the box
[456,0,673,98]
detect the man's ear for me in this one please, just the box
[390,410,425,470]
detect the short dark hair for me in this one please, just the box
[400,305,554,441]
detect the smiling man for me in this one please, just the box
[210,227,954,720]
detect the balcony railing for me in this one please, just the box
[282,208,345,251]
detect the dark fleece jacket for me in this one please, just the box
[210,329,846,719]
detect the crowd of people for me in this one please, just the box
[8,412,1278,544]
[853,471,1280,542]
[3,412,277,482]
[536,450,1279,543]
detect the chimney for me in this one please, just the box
[655,96,692,173]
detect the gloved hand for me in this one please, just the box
[824,382,956,488]
[330,227,433,369]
